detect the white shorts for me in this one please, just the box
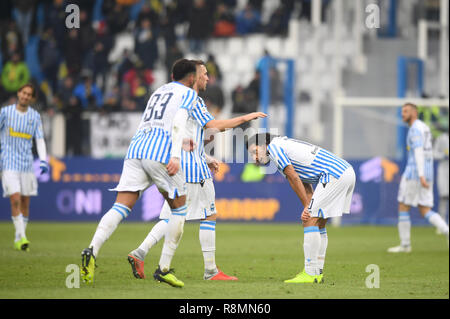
[309,167,356,219]
[2,170,38,198]
[397,175,434,207]
[160,178,216,220]
[110,159,186,199]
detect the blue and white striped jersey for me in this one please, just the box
[404,119,433,181]
[126,81,198,164]
[182,96,214,183]
[267,136,351,184]
[0,104,44,172]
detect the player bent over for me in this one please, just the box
[247,133,356,283]
[0,83,49,252]
[388,103,449,253]
[127,60,266,281]
[80,59,197,287]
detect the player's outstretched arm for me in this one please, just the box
[205,112,267,132]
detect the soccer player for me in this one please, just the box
[80,59,198,286]
[247,133,356,283]
[0,83,49,251]
[433,127,449,232]
[388,103,449,252]
[127,60,267,281]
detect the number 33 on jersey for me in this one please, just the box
[126,82,198,164]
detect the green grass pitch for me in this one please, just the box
[0,222,448,299]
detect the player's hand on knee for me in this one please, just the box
[301,208,311,222]
[40,161,49,175]
[167,157,180,176]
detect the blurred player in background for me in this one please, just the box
[433,125,449,233]
[80,59,197,286]
[247,133,356,283]
[127,60,266,282]
[0,83,49,252]
[388,103,449,253]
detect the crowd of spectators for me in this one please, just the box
[0,0,327,155]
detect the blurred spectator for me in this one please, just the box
[114,49,138,87]
[73,71,103,109]
[64,29,83,78]
[13,0,37,45]
[103,0,130,35]
[298,0,330,22]
[0,52,30,100]
[136,2,160,28]
[63,95,83,156]
[187,0,215,53]
[122,62,154,108]
[199,75,224,118]
[1,19,24,65]
[79,10,96,62]
[248,0,263,12]
[265,4,291,37]
[160,0,179,48]
[38,27,60,93]
[231,84,249,113]
[165,44,184,82]
[103,84,121,112]
[84,22,114,90]
[43,0,66,53]
[205,54,222,82]
[54,76,76,110]
[236,4,262,35]
[213,2,236,37]
[246,70,260,110]
[134,18,159,70]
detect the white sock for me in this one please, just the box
[159,205,187,272]
[438,198,449,222]
[89,203,130,257]
[425,210,449,236]
[318,228,328,273]
[199,220,217,273]
[303,226,321,276]
[23,216,28,233]
[12,215,25,242]
[137,219,169,257]
[398,211,411,247]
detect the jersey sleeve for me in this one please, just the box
[408,127,423,149]
[33,113,44,139]
[0,108,5,131]
[180,89,198,112]
[267,142,291,172]
[191,98,214,127]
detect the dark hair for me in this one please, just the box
[18,83,37,98]
[246,133,277,150]
[171,59,197,81]
[403,102,418,111]
[190,59,205,66]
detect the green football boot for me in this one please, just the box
[14,237,30,251]
[81,247,96,284]
[284,270,318,283]
[153,266,184,288]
